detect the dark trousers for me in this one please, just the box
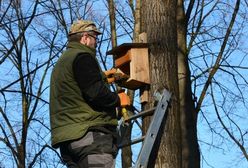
[59,130,118,168]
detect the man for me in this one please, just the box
[49,20,130,168]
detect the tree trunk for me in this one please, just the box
[177,1,200,167]
[107,0,117,47]
[141,0,181,167]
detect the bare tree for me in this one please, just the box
[177,0,200,167]
[0,0,108,167]
[175,0,248,167]
[0,0,66,167]
[186,0,247,167]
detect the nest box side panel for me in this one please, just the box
[129,48,150,85]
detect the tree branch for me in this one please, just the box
[196,0,240,112]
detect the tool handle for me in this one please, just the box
[121,107,129,122]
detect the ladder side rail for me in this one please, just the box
[117,107,156,148]
[134,89,171,168]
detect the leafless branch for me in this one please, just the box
[196,0,240,112]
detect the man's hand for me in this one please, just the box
[104,68,129,84]
[104,68,117,77]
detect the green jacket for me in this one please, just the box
[49,42,117,148]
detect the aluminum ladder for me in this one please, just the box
[118,89,171,168]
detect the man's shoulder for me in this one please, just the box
[58,48,88,62]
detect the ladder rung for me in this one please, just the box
[118,136,145,148]
[126,107,156,122]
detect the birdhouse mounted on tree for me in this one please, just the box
[107,43,150,90]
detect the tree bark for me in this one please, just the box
[107,0,117,47]
[141,0,181,167]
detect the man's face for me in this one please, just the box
[80,32,98,48]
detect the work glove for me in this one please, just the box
[118,91,131,107]
[117,91,131,122]
[104,68,129,84]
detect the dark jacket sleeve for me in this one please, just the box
[72,53,120,112]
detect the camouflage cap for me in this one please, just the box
[68,20,102,35]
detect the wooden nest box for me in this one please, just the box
[107,43,150,90]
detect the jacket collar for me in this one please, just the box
[67,42,96,55]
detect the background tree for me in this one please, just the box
[177,0,200,167]
[184,1,247,167]
[0,0,109,167]
[0,0,62,167]
[107,1,133,167]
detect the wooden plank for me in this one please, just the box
[140,89,149,103]
[106,43,148,56]
[139,32,147,43]
[115,50,131,67]
[138,32,149,103]
[129,48,150,84]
